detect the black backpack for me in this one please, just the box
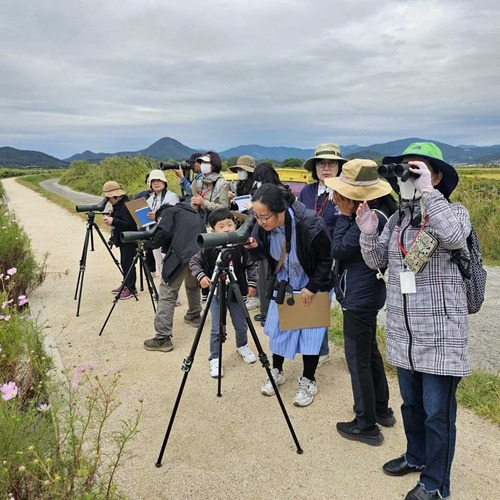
[451,227,487,314]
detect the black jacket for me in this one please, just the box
[110,196,137,247]
[331,211,387,311]
[249,201,334,293]
[145,203,206,284]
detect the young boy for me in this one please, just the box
[189,208,258,377]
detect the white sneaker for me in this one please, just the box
[236,344,257,363]
[317,353,331,367]
[245,297,260,310]
[293,377,318,407]
[209,358,224,378]
[261,368,285,396]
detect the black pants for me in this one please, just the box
[119,243,137,291]
[343,309,390,429]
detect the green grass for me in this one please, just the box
[329,307,500,425]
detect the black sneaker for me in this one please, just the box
[143,337,173,352]
[376,408,396,427]
[184,316,201,327]
[336,419,383,446]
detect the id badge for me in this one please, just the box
[400,271,416,294]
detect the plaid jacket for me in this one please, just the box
[360,190,471,377]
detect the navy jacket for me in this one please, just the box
[331,212,387,311]
[298,182,340,234]
[109,196,137,248]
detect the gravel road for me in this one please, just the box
[40,177,500,373]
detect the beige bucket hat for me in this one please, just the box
[324,159,392,201]
[229,155,256,173]
[303,143,347,172]
[102,180,126,197]
[148,169,167,188]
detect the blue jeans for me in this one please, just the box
[209,297,248,360]
[397,367,461,498]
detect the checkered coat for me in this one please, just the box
[360,190,471,377]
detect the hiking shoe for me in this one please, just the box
[184,315,201,327]
[317,353,331,367]
[210,358,223,378]
[245,297,260,310]
[376,408,397,427]
[336,419,383,446]
[175,299,181,307]
[261,368,285,396]
[111,285,122,295]
[254,313,266,322]
[118,287,135,300]
[143,337,173,352]
[293,377,318,407]
[236,344,256,363]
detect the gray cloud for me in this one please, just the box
[0,0,499,158]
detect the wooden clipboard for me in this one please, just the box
[277,291,331,330]
[125,198,151,228]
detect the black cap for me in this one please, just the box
[187,152,202,163]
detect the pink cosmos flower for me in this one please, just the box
[1,299,13,309]
[1,381,19,401]
[18,295,28,307]
[7,268,17,276]
[71,376,81,388]
[2,315,11,322]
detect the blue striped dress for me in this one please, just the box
[263,209,327,359]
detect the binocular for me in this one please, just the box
[377,163,418,182]
[266,275,295,305]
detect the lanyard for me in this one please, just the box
[314,192,329,216]
[396,216,429,256]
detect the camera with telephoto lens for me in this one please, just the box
[160,160,194,171]
[75,198,108,213]
[377,163,419,182]
[197,215,256,249]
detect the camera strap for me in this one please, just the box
[275,242,287,273]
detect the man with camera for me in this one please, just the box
[142,200,206,352]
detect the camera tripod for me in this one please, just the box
[155,246,303,467]
[99,240,159,336]
[74,210,123,317]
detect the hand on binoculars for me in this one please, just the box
[408,161,433,194]
[356,202,378,235]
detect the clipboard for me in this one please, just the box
[125,198,154,228]
[277,291,330,330]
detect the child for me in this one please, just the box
[102,181,138,300]
[189,208,258,377]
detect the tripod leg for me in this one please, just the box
[139,257,145,292]
[227,273,303,454]
[139,253,158,313]
[156,268,222,467]
[74,224,92,317]
[92,222,123,276]
[99,252,140,336]
[216,276,228,396]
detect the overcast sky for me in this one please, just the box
[1,0,499,158]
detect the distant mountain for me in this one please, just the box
[220,144,315,161]
[0,147,68,168]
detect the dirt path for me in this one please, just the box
[2,177,500,500]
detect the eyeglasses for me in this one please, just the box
[316,160,338,170]
[253,212,277,223]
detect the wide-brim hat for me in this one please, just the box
[303,143,347,172]
[382,142,459,198]
[324,159,392,201]
[102,180,126,197]
[229,154,256,173]
[148,169,167,188]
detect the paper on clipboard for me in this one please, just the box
[277,291,330,330]
[125,198,153,228]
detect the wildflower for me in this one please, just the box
[2,315,11,322]
[7,267,17,276]
[18,465,25,472]
[1,381,19,401]
[71,376,81,388]
[37,403,51,412]
[18,295,28,307]
[1,299,13,309]
[43,480,50,486]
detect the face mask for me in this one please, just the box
[398,179,421,200]
[237,170,248,181]
[254,181,262,189]
[201,163,212,175]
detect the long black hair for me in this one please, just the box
[368,193,398,217]
[235,173,254,196]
